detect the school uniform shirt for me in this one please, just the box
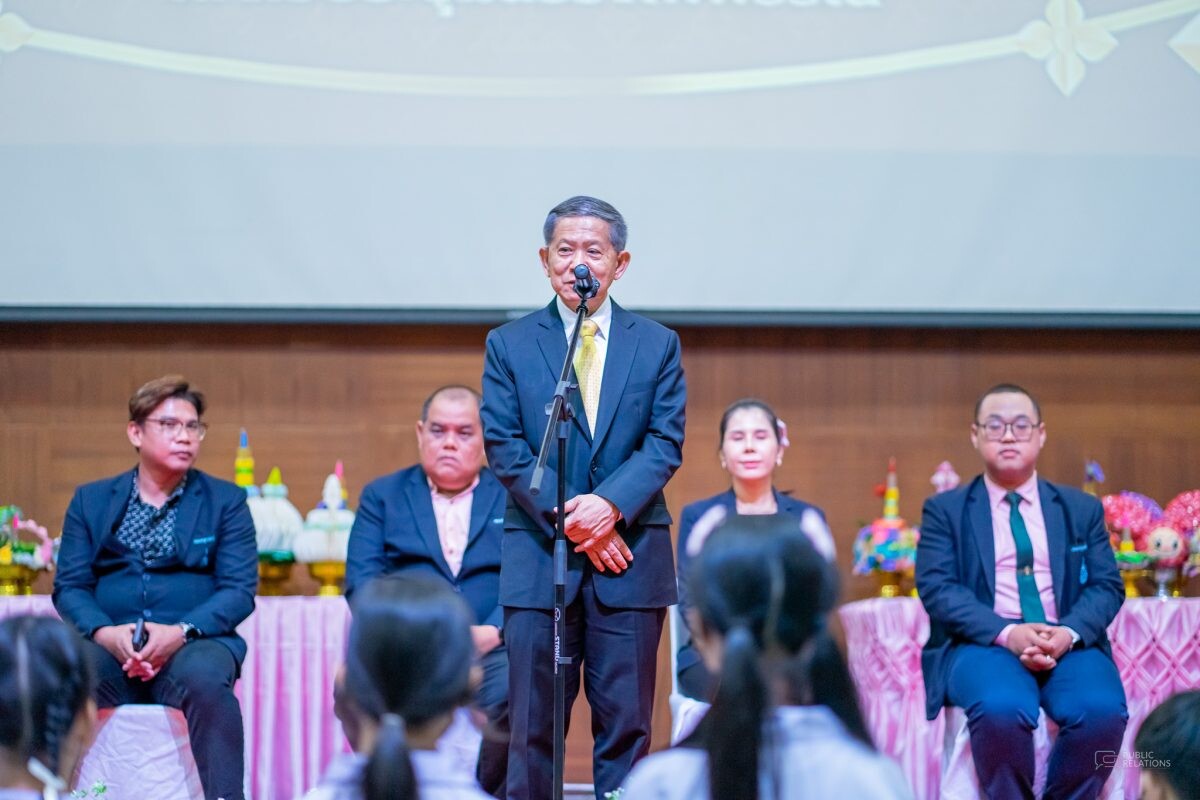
[621,705,914,800]
[301,748,493,800]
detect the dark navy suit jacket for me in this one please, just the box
[481,299,686,610]
[344,464,506,628]
[53,468,258,664]
[674,489,827,679]
[915,475,1124,720]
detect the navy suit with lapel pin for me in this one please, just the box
[54,466,257,800]
[345,465,506,627]
[345,463,509,796]
[916,475,1127,799]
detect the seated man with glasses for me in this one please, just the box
[54,375,257,800]
[916,383,1127,800]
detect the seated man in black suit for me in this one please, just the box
[54,375,258,800]
[345,385,508,798]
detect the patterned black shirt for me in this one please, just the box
[115,469,188,561]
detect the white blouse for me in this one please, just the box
[301,748,493,800]
[621,705,914,800]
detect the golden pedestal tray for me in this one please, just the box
[0,563,38,596]
[306,561,346,597]
[258,559,295,596]
[875,569,916,598]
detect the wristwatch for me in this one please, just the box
[178,621,201,643]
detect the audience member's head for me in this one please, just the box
[1134,690,1200,800]
[686,514,870,799]
[0,615,96,795]
[343,574,476,800]
[717,398,787,490]
[417,385,484,495]
[970,382,1045,490]
[126,375,209,476]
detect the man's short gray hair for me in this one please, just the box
[542,196,628,252]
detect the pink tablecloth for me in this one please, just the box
[0,595,352,800]
[838,597,1200,800]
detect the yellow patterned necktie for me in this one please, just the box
[574,319,601,433]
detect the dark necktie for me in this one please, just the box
[1007,491,1046,623]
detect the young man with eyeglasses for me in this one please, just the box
[915,383,1127,800]
[54,375,257,800]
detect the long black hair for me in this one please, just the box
[0,615,94,792]
[687,514,872,800]
[344,574,476,800]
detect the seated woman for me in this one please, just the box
[0,615,97,800]
[305,574,493,800]
[675,398,832,700]
[626,514,912,799]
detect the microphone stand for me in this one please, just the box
[530,281,592,800]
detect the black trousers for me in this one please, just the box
[477,643,510,799]
[504,574,665,800]
[84,639,245,800]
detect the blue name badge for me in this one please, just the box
[193,535,216,546]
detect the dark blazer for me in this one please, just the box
[481,299,686,610]
[915,475,1124,720]
[344,464,506,628]
[53,468,258,664]
[674,489,828,679]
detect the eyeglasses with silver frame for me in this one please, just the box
[143,417,208,440]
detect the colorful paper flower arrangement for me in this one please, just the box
[0,505,56,570]
[852,458,923,577]
[1100,481,1200,592]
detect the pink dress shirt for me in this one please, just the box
[985,474,1060,647]
[429,476,479,577]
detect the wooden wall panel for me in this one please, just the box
[2,320,1199,783]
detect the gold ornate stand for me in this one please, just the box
[876,570,903,598]
[306,561,346,597]
[0,564,37,596]
[258,560,294,596]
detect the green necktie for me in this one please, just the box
[1006,491,1046,624]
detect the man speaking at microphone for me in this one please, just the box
[481,195,686,799]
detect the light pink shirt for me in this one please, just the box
[429,475,479,577]
[986,473,1059,645]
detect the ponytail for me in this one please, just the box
[0,616,94,796]
[686,513,864,800]
[787,627,873,748]
[364,712,418,800]
[345,576,476,800]
[704,624,767,800]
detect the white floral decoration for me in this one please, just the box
[1170,12,1200,74]
[0,2,34,57]
[1018,0,1119,96]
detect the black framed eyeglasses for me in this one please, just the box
[974,416,1040,442]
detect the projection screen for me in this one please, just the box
[1,0,1198,324]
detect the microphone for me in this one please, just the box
[573,265,598,300]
